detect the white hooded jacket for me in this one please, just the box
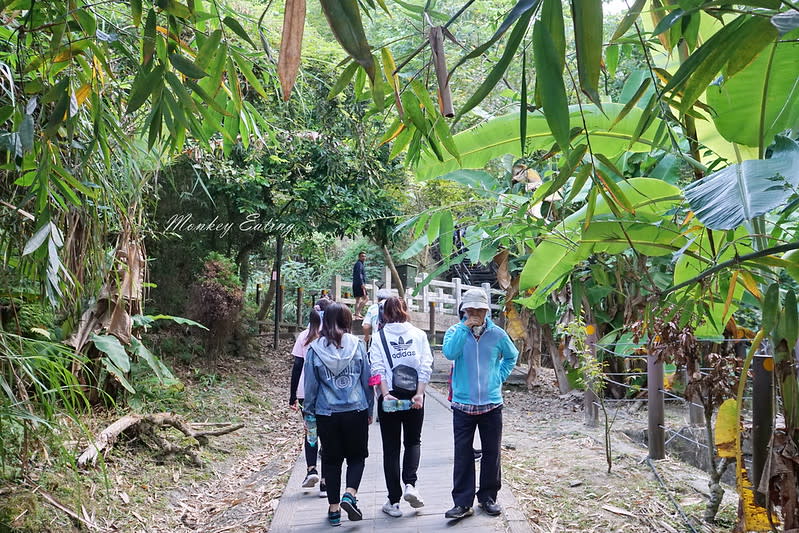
[368,322,433,392]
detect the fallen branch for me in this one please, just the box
[77,413,244,468]
[36,488,99,530]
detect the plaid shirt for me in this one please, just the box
[451,401,502,416]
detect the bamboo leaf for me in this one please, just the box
[456,7,534,120]
[23,222,51,256]
[319,0,375,81]
[451,0,542,75]
[232,50,268,99]
[610,0,646,42]
[328,61,359,99]
[143,9,157,66]
[223,16,257,48]
[132,0,143,26]
[127,66,162,113]
[738,271,761,300]
[277,0,306,101]
[533,20,570,152]
[609,77,651,129]
[572,0,603,107]
[195,29,222,70]
[169,53,208,78]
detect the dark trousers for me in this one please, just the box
[452,406,502,507]
[316,409,369,505]
[378,397,424,504]
[304,437,320,470]
[298,400,321,475]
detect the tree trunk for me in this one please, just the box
[382,244,405,297]
[236,237,264,292]
[256,240,280,321]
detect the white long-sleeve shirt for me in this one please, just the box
[368,322,433,391]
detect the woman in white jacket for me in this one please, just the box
[369,296,434,518]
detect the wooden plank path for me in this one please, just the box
[270,388,532,532]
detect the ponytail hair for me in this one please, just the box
[304,308,323,346]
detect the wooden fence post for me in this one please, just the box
[296,287,303,326]
[428,302,436,344]
[384,266,392,290]
[683,368,705,426]
[752,351,774,506]
[648,353,665,459]
[332,275,341,302]
[584,328,599,427]
[453,278,462,313]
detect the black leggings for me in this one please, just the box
[298,400,321,473]
[317,409,369,505]
[378,396,424,504]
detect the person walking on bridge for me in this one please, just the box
[368,296,434,518]
[303,303,373,527]
[442,288,518,520]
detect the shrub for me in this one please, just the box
[187,253,244,357]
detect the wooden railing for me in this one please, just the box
[332,267,504,316]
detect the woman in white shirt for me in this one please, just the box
[368,296,434,518]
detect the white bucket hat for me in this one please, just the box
[461,288,490,310]
[377,288,392,301]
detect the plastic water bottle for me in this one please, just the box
[305,414,317,446]
[383,399,413,412]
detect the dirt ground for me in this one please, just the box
[1,338,740,532]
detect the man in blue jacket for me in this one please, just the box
[442,288,519,520]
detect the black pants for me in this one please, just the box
[316,409,369,505]
[378,396,424,504]
[452,406,502,508]
[298,400,321,473]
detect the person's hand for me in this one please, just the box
[289,400,298,411]
[464,315,482,328]
[383,393,398,402]
[411,394,424,409]
[368,416,374,425]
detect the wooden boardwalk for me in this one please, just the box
[270,389,532,532]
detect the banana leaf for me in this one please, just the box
[684,136,799,230]
[706,29,798,149]
[415,103,663,180]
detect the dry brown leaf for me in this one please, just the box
[277,0,306,101]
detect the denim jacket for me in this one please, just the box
[303,333,373,416]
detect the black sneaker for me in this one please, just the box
[479,499,502,516]
[319,480,327,498]
[302,468,320,488]
[327,509,341,527]
[444,505,474,519]
[340,492,363,521]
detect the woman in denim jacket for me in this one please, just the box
[303,303,373,526]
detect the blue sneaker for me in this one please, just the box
[327,509,341,527]
[340,492,363,521]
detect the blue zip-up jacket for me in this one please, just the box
[303,333,373,416]
[442,317,519,406]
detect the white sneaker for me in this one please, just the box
[403,484,424,508]
[382,500,402,517]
